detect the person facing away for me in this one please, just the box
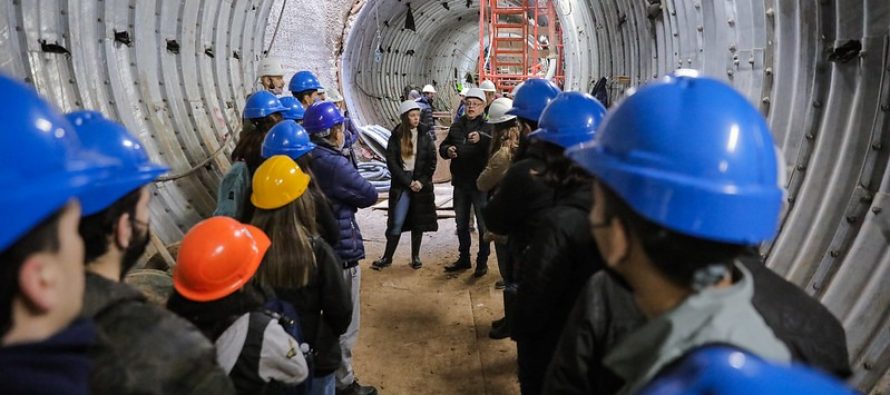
[371,100,439,271]
[508,92,609,395]
[562,71,795,394]
[303,101,379,395]
[250,155,354,395]
[168,217,309,395]
[68,110,235,395]
[216,90,288,222]
[0,74,116,395]
[439,87,493,277]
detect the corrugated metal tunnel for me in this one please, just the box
[0,0,887,392]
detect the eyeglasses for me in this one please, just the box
[466,102,484,109]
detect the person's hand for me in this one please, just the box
[410,181,423,192]
[447,146,458,158]
[467,131,480,144]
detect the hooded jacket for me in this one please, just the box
[542,257,852,395]
[0,319,95,395]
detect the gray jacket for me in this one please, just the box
[83,272,236,395]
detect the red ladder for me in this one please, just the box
[478,0,564,93]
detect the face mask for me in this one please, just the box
[120,227,151,280]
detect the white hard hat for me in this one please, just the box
[459,88,469,96]
[326,87,344,102]
[487,98,517,124]
[258,57,284,77]
[465,88,486,102]
[422,84,437,94]
[399,100,421,116]
[480,80,497,92]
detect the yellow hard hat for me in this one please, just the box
[251,155,311,209]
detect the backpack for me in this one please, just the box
[263,299,315,395]
[213,161,251,221]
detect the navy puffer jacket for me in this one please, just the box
[310,141,378,263]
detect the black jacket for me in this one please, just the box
[0,319,94,395]
[513,181,604,341]
[82,273,235,395]
[275,238,353,375]
[438,114,492,189]
[542,257,852,395]
[385,124,439,234]
[483,143,555,249]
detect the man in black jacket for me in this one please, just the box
[439,88,493,276]
[541,255,852,395]
[71,111,235,395]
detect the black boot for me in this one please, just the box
[444,256,472,272]
[410,231,423,269]
[473,257,489,278]
[371,234,400,270]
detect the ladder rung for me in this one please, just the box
[491,8,527,14]
[495,49,525,55]
[497,37,525,42]
[495,23,525,29]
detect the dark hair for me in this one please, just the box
[231,114,281,171]
[518,117,538,133]
[535,141,591,189]
[167,283,264,341]
[0,210,62,336]
[294,90,317,105]
[597,183,746,288]
[79,188,143,264]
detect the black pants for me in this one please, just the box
[517,335,559,395]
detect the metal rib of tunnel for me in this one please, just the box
[0,0,887,392]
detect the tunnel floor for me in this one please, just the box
[352,194,520,395]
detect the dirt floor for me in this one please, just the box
[350,190,521,395]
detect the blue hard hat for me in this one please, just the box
[303,101,345,133]
[566,70,782,245]
[279,96,306,121]
[243,91,286,120]
[289,70,323,93]
[528,92,606,148]
[0,75,118,251]
[65,110,170,216]
[262,120,316,160]
[639,346,858,395]
[507,78,561,121]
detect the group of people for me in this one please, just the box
[0,58,379,395]
[0,54,860,395]
[371,72,860,395]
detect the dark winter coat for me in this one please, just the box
[310,141,379,263]
[542,256,852,395]
[482,142,555,253]
[312,187,340,247]
[438,114,492,189]
[416,97,435,132]
[0,319,94,395]
[275,238,353,375]
[82,273,235,395]
[385,124,439,234]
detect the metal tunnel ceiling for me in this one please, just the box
[1,1,888,392]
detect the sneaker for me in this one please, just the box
[444,257,471,272]
[337,380,378,395]
[370,257,392,271]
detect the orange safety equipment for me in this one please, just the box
[173,217,271,302]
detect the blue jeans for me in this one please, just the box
[308,373,335,395]
[453,186,490,262]
[388,191,411,236]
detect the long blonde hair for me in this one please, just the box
[398,111,416,160]
[250,193,318,288]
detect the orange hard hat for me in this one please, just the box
[173,216,271,302]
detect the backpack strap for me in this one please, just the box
[229,311,275,394]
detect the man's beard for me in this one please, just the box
[120,228,151,280]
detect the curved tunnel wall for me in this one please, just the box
[0,1,887,392]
